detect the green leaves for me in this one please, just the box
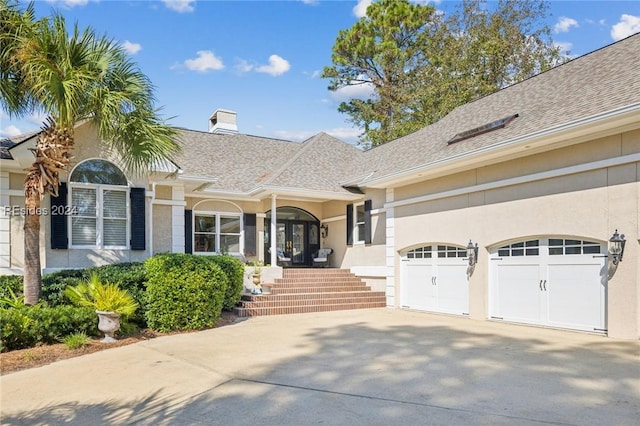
[323,0,564,148]
[64,273,138,316]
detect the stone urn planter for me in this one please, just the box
[96,310,121,343]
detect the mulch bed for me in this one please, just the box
[0,311,241,375]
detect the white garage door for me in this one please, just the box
[490,238,607,333]
[401,245,469,316]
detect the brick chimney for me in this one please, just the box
[208,109,238,134]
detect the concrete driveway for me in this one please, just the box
[1,309,639,425]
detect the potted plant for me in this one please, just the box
[250,261,263,294]
[65,273,138,343]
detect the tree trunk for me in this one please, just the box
[23,193,42,305]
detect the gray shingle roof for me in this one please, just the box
[360,33,640,185]
[0,131,39,160]
[174,130,363,195]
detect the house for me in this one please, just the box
[1,34,638,339]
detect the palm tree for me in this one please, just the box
[0,1,180,304]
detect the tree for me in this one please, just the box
[323,0,563,148]
[0,1,180,304]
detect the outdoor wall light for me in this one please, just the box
[320,224,329,239]
[609,229,626,266]
[467,240,479,267]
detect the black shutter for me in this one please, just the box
[50,182,68,249]
[244,213,257,257]
[346,204,353,246]
[185,210,193,254]
[364,199,372,245]
[130,188,146,250]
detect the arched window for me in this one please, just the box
[69,159,129,248]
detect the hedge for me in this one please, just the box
[144,253,227,332]
[207,255,245,310]
[1,305,98,352]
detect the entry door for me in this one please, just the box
[276,221,310,266]
[290,221,306,265]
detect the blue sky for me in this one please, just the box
[2,0,640,145]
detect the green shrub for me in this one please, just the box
[42,269,86,306]
[144,253,227,332]
[62,332,90,350]
[0,275,23,300]
[208,255,245,310]
[1,305,97,352]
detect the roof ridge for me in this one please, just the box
[259,133,324,187]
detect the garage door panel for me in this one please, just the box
[495,264,542,323]
[402,264,435,311]
[437,264,469,315]
[547,263,605,331]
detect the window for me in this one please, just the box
[69,160,129,248]
[448,114,519,144]
[497,240,539,257]
[437,245,467,258]
[407,246,432,259]
[355,203,366,243]
[194,212,241,254]
[549,239,600,255]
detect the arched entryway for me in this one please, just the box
[264,207,320,267]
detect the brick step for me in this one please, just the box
[282,270,356,276]
[234,301,387,317]
[240,295,386,309]
[275,277,364,284]
[241,291,386,303]
[272,280,368,287]
[267,285,372,294]
[281,273,357,278]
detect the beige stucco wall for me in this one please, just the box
[387,129,640,339]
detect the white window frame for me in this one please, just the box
[69,183,130,249]
[354,203,366,244]
[193,211,243,255]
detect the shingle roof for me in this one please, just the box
[0,131,39,160]
[174,130,363,195]
[359,33,640,185]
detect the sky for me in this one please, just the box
[1,0,640,145]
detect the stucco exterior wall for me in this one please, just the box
[388,130,640,339]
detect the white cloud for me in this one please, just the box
[45,0,91,8]
[122,40,142,55]
[180,50,224,73]
[611,14,640,41]
[330,81,376,103]
[162,0,195,13]
[554,41,573,56]
[301,0,319,5]
[353,0,372,18]
[235,59,254,74]
[27,112,48,126]
[0,125,23,138]
[304,70,321,79]
[273,127,361,145]
[323,127,362,145]
[554,17,579,33]
[255,55,291,76]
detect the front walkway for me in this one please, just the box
[1,309,639,425]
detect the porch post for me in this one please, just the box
[270,194,277,266]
